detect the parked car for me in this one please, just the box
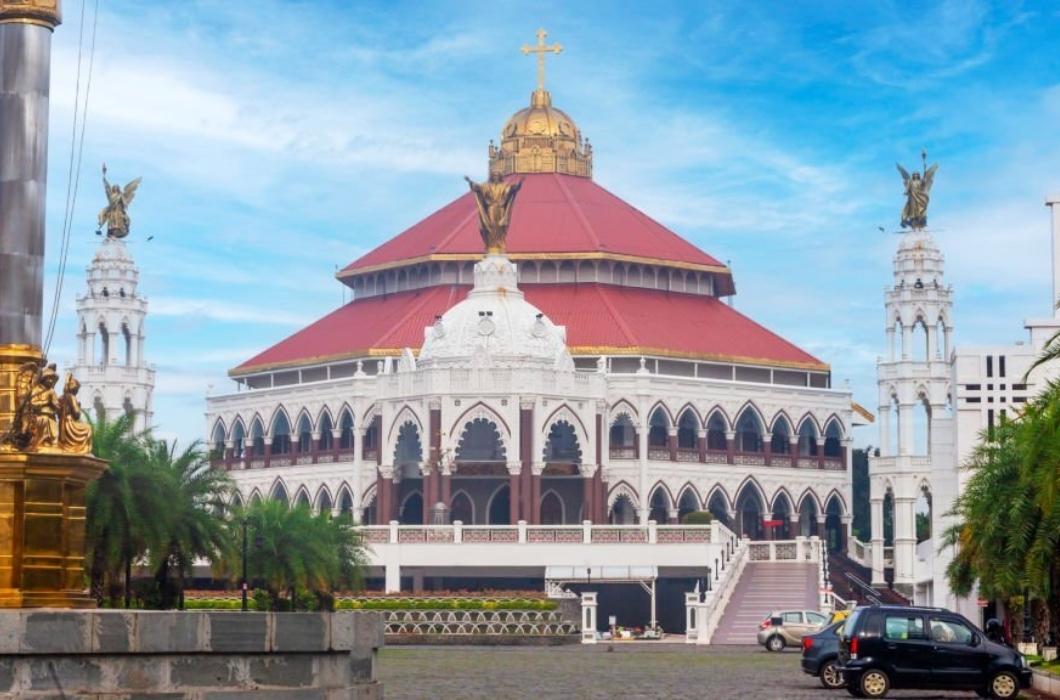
[757,609,830,651]
[837,604,1032,699]
[801,621,846,689]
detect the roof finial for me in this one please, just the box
[521,28,562,94]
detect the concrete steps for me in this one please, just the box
[712,562,818,644]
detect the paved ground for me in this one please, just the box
[378,645,1044,699]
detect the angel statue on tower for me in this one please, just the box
[97,163,142,238]
[896,150,938,231]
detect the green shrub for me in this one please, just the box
[681,510,714,524]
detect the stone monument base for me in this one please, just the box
[0,609,384,698]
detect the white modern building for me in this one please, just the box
[70,236,155,432]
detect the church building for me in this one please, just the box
[205,34,864,559]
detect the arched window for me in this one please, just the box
[394,421,423,466]
[271,412,291,455]
[735,484,763,539]
[543,420,581,464]
[677,489,699,522]
[295,489,311,510]
[913,392,931,455]
[450,491,474,524]
[797,420,818,457]
[771,416,791,455]
[771,492,793,539]
[400,492,423,525]
[648,487,669,523]
[270,481,289,506]
[911,317,929,361]
[296,414,312,453]
[317,489,333,515]
[230,492,244,511]
[231,422,245,459]
[487,485,510,524]
[798,494,819,537]
[677,410,698,449]
[338,488,354,518]
[318,413,334,451]
[250,419,265,458]
[339,411,354,450]
[540,491,565,524]
[97,323,109,366]
[211,422,226,458]
[609,414,635,449]
[706,412,727,451]
[121,323,132,366]
[735,408,764,453]
[609,493,637,524]
[648,408,669,448]
[823,420,842,458]
[915,484,932,544]
[455,417,506,463]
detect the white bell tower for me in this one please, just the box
[870,228,954,600]
[70,236,155,432]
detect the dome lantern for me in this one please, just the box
[489,29,593,179]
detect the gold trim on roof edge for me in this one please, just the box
[337,251,733,279]
[229,345,828,378]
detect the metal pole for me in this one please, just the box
[241,519,248,611]
[650,579,657,630]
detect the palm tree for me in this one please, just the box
[143,437,233,608]
[233,499,366,609]
[85,412,166,605]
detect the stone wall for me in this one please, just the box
[0,610,383,699]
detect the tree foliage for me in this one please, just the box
[944,381,1060,643]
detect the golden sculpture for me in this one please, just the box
[0,0,62,28]
[897,151,938,231]
[58,374,92,454]
[521,28,562,94]
[465,173,523,254]
[97,163,142,239]
[23,362,60,451]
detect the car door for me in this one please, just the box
[881,613,934,685]
[781,611,805,643]
[928,616,989,689]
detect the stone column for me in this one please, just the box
[520,400,534,523]
[696,429,706,463]
[263,437,272,468]
[582,467,595,525]
[725,431,735,465]
[594,412,604,524]
[763,513,774,540]
[763,432,772,466]
[667,427,677,461]
[594,468,606,524]
[789,436,799,468]
[243,438,253,470]
[332,428,342,463]
[893,496,916,591]
[310,431,320,464]
[816,513,827,540]
[428,402,441,512]
[440,464,452,513]
[377,465,395,526]
[421,465,433,523]
[507,462,522,525]
[667,508,678,525]
[530,463,544,525]
[898,401,914,456]
[870,497,885,586]
[839,514,852,554]
[816,437,826,469]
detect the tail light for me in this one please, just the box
[802,636,813,651]
[850,636,859,657]
[759,618,773,630]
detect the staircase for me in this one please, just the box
[712,562,818,644]
[828,553,909,606]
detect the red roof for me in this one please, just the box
[232,283,825,376]
[340,173,732,284]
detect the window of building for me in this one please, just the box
[966,397,981,404]
[964,384,981,391]
[986,355,993,377]
[999,356,1006,377]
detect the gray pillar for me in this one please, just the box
[0,14,57,347]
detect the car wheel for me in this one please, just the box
[766,634,785,652]
[819,659,845,689]
[987,671,1019,699]
[859,669,890,698]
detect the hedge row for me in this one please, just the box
[180,596,557,611]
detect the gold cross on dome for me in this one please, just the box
[521,28,563,92]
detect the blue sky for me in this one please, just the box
[41,0,1060,447]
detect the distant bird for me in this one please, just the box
[95,229,102,236]
[146,235,154,242]
[878,226,885,233]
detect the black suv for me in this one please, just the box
[837,605,1031,698]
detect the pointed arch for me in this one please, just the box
[676,407,700,449]
[541,403,589,445]
[770,487,795,515]
[734,403,765,453]
[485,483,511,525]
[539,489,566,525]
[229,490,244,510]
[796,488,822,514]
[449,401,511,460]
[230,417,246,459]
[295,409,313,453]
[315,405,335,431]
[338,406,356,451]
[796,413,820,457]
[269,479,289,506]
[705,408,728,451]
[210,419,227,455]
[823,416,844,458]
[269,405,293,436]
[293,486,311,510]
[387,405,424,443]
[704,483,732,512]
[676,484,701,522]
[674,402,702,427]
[399,490,424,525]
[824,489,848,516]
[734,476,766,539]
[676,483,701,509]
[734,476,767,512]
[317,410,335,452]
[249,415,266,457]
[248,488,263,505]
[608,399,639,426]
[647,401,674,427]
[607,480,639,509]
[648,482,673,523]
[315,484,334,514]
[542,419,582,464]
[449,489,475,524]
[270,407,293,455]
[607,480,638,524]
[769,410,794,435]
[648,404,671,448]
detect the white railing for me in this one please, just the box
[746,536,823,564]
[362,520,728,546]
[686,537,749,644]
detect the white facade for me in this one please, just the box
[873,195,1060,615]
[206,252,858,571]
[69,237,155,432]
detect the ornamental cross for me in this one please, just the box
[521,28,562,92]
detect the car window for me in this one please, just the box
[807,612,828,625]
[884,615,925,640]
[842,609,862,638]
[782,611,803,624]
[929,617,974,644]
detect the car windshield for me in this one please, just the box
[841,609,861,639]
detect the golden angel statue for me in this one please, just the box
[58,374,93,454]
[24,363,61,451]
[465,172,523,254]
[897,151,938,231]
[97,163,142,239]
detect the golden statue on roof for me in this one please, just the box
[98,163,142,239]
[897,150,938,231]
[465,173,523,255]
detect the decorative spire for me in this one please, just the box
[521,28,562,99]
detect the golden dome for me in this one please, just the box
[489,88,593,179]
